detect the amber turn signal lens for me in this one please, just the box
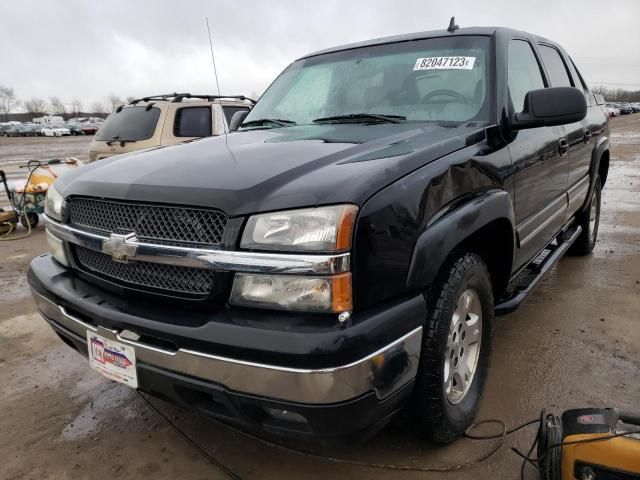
[336,205,358,251]
[331,273,353,312]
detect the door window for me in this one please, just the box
[508,40,545,112]
[538,45,572,87]
[567,58,595,106]
[174,107,212,137]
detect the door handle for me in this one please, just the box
[583,130,592,143]
[558,139,569,156]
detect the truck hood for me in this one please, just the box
[56,123,486,216]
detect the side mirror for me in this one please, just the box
[511,87,587,130]
[229,110,249,132]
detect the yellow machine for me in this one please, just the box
[0,158,81,235]
[538,408,640,480]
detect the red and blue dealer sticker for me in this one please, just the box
[87,332,138,388]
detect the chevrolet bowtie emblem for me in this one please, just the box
[102,232,138,263]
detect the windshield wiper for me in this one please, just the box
[312,113,406,124]
[240,118,297,128]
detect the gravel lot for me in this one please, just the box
[0,135,93,167]
[0,116,639,480]
[0,135,93,203]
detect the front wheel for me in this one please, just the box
[411,253,494,443]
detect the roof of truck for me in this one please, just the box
[299,26,553,60]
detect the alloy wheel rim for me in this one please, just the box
[444,288,483,405]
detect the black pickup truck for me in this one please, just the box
[29,25,609,443]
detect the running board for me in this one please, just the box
[495,226,582,316]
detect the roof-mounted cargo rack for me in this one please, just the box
[128,93,256,105]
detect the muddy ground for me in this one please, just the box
[1,116,639,480]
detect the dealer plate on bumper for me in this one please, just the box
[87,332,138,388]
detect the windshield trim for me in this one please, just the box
[299,33,492,61]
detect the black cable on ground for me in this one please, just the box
[212,417,508,473]
[137,391,640,478]
[464,418,540,440]
[137,392,243,480]
[137,391,539,475]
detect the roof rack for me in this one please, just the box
[128,93,256,105]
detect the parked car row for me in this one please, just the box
[606,102,640,117]
[0,121,101,137]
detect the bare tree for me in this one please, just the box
[24,97,48,116]
[592,85,640,102]
[107,94,124,112]
[49,96,66,116]
[90,101,106,114]
[70,97,83,117]
[0,85,19,122]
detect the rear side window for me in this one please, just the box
[222,106,250,126]
[539,45,572,87]
[567,58,595,106]
[508,40,545,112]
[174,107,212,137]
[95,107,161,141]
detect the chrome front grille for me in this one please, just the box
[69,197,228,248]
[74,246,216,298]
[68,197,227,298]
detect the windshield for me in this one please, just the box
[243,36,490,128]
[96,106,161,141]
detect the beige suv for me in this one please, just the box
[88,93,254,162]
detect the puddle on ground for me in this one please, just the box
[61,383,138,442]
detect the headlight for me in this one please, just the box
[46,230,69,267]
[230,273,352,312]
[44,184,64,221]
[241,205,358,252]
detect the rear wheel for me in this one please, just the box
[411,253,494,443]
[569,176,601,255]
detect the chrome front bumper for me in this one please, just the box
[33,289,422,404]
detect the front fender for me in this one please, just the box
[406,189,515,291]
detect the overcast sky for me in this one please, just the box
[1,0,639,110]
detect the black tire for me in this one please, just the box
[20,212,39,228]
[412,253,494,443]
[569,176,601,255]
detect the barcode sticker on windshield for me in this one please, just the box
[413,56,476,70]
